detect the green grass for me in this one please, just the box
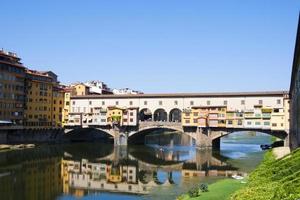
[231,148,300,200]
[178,179,245,200]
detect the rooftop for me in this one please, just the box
[71,91,289,99]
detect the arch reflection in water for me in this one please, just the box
[61,145,245,198]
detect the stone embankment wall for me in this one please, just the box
[0,129,66,144]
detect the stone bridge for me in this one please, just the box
[64,121,288,149]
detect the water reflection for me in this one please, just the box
[0,142,247,200]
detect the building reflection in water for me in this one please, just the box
[0,144,246,199]
[61,146,245,198]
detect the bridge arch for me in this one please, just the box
[210,129,288,148]
[210,129,288,141]
[169,108,182,122]
[64,127,115,142]
[139,108,153,121]
[153,108,168,122]
[128,125,195,145]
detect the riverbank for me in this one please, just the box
[177,179,245,200]
[178,147,299,200]
[231,148,300,200]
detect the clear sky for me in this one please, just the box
[1,1,299,93]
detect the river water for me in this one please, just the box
[0,132,272,200]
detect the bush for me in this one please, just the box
[199,183,209,192]
[188,186,200,198]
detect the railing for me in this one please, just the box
[139,121,182,128]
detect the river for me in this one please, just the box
[0,131,272,200]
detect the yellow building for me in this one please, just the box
[72,83,90,96]
[182,108,194,126]
[24,69,65,128]
[107,106,124,126]
[62,87,73,127]
[107,164,122,183]
[271,108,286,131]
[24,70,55,128]
[52,86,65,127]
[283,97,290,131]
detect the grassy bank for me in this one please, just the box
[231,148,300,200]
[177,179,245,200]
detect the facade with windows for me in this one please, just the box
[69,92,289,131]
[0,50,25,125]
[24,69,64,128]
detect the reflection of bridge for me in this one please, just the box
[62,149,243,196]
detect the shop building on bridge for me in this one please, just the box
[67,91,289,132]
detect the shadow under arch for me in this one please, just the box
[169,108,182,122]
[64,128,114,143]
[153,108,168,122]
[210,128,288,150]
[139,108,153,121]
[211,129,288,144]
[128,127,190,145]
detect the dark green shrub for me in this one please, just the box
[188,186,200,197]
[199,183,209,192]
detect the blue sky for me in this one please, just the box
[1,1,299,93]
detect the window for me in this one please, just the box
[130,112,133,116]
[102,101,105,105]
[272,123,277,127]
[190,101,194,106]
[185,119,190,123]
[129,101,133,105]
[255,122,261,125]
[264,121,270,126]
[72,101,75,105]
[130,118,133,122]
[228,120,233,125]
[241,100,245,105]
[224,100,227,106]
[193,119,197,123]
[207,100,210,105]
[277,99,281,104]
[247,121,251,125]
[144,101,147,105]
[89,101,92,105]
[259,100,263,105]
[193,112,198,116]
[159,101,162,105]
[115,101,119,105]
[274,108,279,113]
[174,100,178,105]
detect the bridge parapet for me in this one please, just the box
[139,121,182,129]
